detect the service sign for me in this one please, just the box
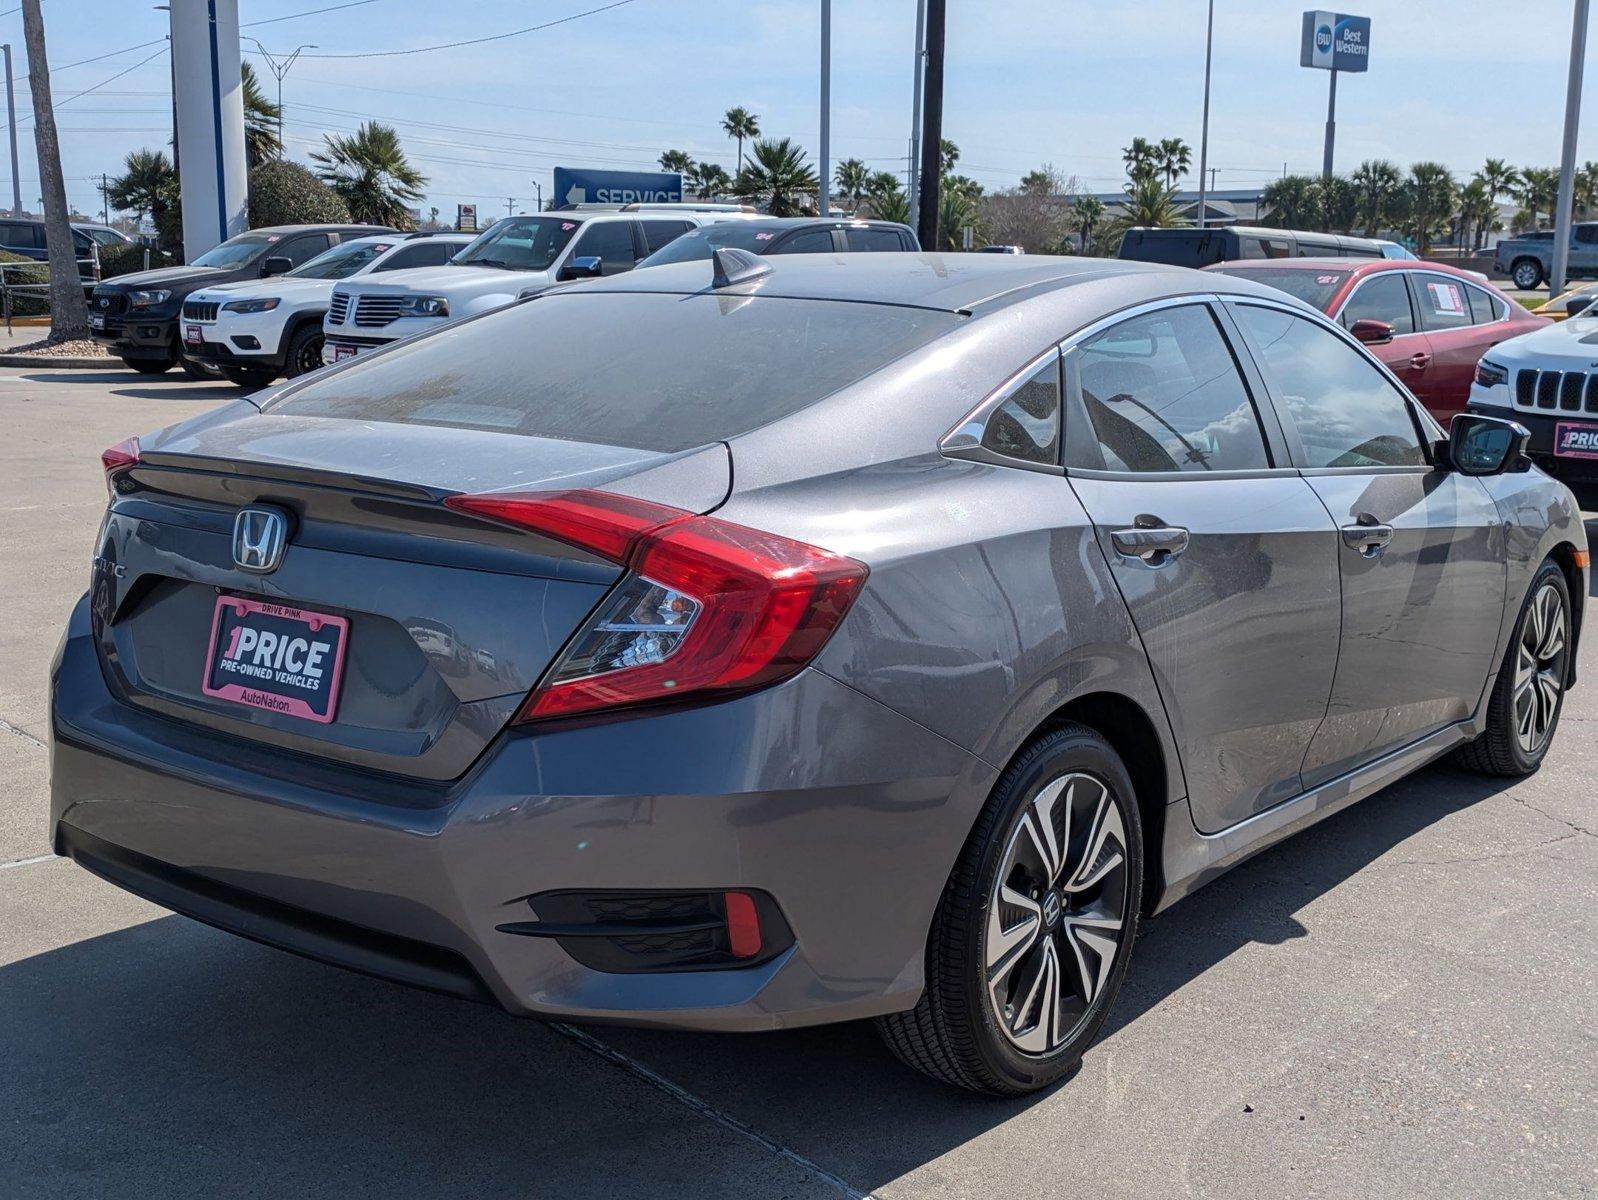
[553,166,683,209]
[1301,11,1371,72]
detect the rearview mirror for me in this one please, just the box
[260,255,292,277]
[1565,295,1594,317]
[1350,318,1394,345]
[558,255,603,281]
[1446,412,1531,476]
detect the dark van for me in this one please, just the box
[1118,225,1386,268]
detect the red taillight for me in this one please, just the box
[444,488,868,722]
[101,437,140,497]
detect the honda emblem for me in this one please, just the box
[232,507,289,574]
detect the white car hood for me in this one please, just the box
[190,277,335,305]
[336,263,552,299]
[1493,316,1598,369]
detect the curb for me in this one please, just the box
[0,354,123,370]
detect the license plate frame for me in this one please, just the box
[89,313,105,331]
[201,595,349,724]
[1553,420,1598,461]
[184,323,203,347]
[333,343,357,362]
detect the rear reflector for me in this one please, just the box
[101,437,140,497]
[443,488,868,721]
[724,891,762,958]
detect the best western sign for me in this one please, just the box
[1300,11,1371,72]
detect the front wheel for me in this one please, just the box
[1455,559,1571,776]
[283,324,325,378]
[219,363,280,389]
[1512,259,1545,290]
[877,723,1143,1094]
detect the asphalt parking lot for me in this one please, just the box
[3,366,1596,1200]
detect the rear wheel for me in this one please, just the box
[284,323,325,378]
[877,724,1143,1094]
[1512,258,1545,290]
[122,356,173,375]
[219,363,279,389]
[1455,559,1570,776]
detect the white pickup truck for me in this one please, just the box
[321,208,747,364]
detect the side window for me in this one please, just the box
[1413,274,1472,331]
[378,242,451,270]
[0,222,38,249]
[1340,273,1415,335]
[1233,304,1426,469]
[772,229,837,254]
[1575,225,1598,245]
[639,219,693,254]
[276,234,329,266]
[1468,285,1504,324]
[571,221,637,273]
[1074,304,1271,473]
[845,227,904,252]
[977,355,1060,466]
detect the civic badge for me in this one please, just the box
[232,506,289,574]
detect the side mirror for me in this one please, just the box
[260,255,292,277]
[1565,295,1594,317]
[1445,412,1531,476]
[1350,318,1395,345]
[557,255,604,281]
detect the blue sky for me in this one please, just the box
[11,0,1597,219]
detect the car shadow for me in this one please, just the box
[12,371,245,403]
[1,761,1521,1198]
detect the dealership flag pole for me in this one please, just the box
[1196,0,1214,228]
[1551,0,1590,296]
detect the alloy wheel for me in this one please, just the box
[984,772,1130,1056]
[296,335,324,375]
[1514,581,1567,755]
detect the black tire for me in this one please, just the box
[122,356,173,375]
[179,356,220,381]
[283,323,325,378]
[877,723,1144,1095]
[219,363,280,389]
[1454,558,1571,777]
[1511,258,1545,291]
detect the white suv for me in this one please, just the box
[181,232,472,387]
[321,210,734,364]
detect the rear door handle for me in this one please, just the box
[1409,352,1432,369]
[1340,516,1394,557]
[1111,524,1189,566]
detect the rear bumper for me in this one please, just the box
[50,593,990,1031]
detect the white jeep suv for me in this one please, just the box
[181,232,472,387]
[321,209,732,364]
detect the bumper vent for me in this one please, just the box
[327,291,351,325]
[182,299,219,322]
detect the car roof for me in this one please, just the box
[566,252,1280,314]
[1206,257,1484,281]
[245,224,395,236]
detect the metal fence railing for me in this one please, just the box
[0,245,155,333]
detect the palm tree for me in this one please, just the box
[241,62,282,167]
[108,148,175,227]
[1102,173,1185,252]
[1457,179,1497,251]
[1313,174,1358,234]
[1350,159,1403,236]
[1517,167,1559,231]
[863,175,910,225]
[1261,174,1319,229]
[1122,137,1158,183]
[658,149,694,175]
[21,0,87,339]
[1575,161,1598,217]
[937,186,980,251]
[310,121,427,229]
[939,138,960,176]
[721,107,760,173]
[1072,194,1105,254]
[834,157,869,211]
[733,137,818,216]
[1158,137,1192,189]
[1405,161,1458,253]
[1474,157,1521,203]
[687,162,730,200]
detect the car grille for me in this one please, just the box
[1514,367,1598,414]
[91,290,128,316]
[181,299,219,322]
[326,290,351,325]
[350,295,406,328]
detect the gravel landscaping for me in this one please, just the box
[4,337,116,359]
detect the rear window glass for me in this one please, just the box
[1212,266,1349,310]
[638,223,795,266]
[270,292,961,453]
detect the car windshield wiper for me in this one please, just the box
[464,257,519,270]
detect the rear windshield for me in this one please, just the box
[1211,266,1350,310]
[270,291,962,452]
[639,224,795,267]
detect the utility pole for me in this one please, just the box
[20,0,88,339]
[1551,0,1590,295]
[2,44,18,217]
[505,197,516,216]
[916,0,945,251]
[245,39,316,150]
[532,181,543,212]
[908,0,926,230]
[818,0,830,217]
[100,173,111,223]
[1196,0,1214,228]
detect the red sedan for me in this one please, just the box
[1205,258,1548,422]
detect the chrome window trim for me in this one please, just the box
[940,345,1064,474]
[1330,270,1419,334]
[1407,269,1510,332]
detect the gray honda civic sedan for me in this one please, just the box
[53,252,1587,1095]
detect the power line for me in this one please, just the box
[20,46,168,124]
[241,0,382,28]
[285,0,638,58]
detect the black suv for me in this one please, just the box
[0,218,136,281]
[635,217,919,268]
[88,223,393,377]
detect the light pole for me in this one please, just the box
[1196,0,1214,228]
[1551,0,1590,296]
[819,0,830,217]
[245,38,316,149]
[908,0,926,229]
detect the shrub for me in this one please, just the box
[248,160,350,229]
[96,242,162,279]
[0,249,50,317]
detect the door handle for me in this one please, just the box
[1409,352,1432,369]
[1340,514,1394,557]
[1111,524,1189,566]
